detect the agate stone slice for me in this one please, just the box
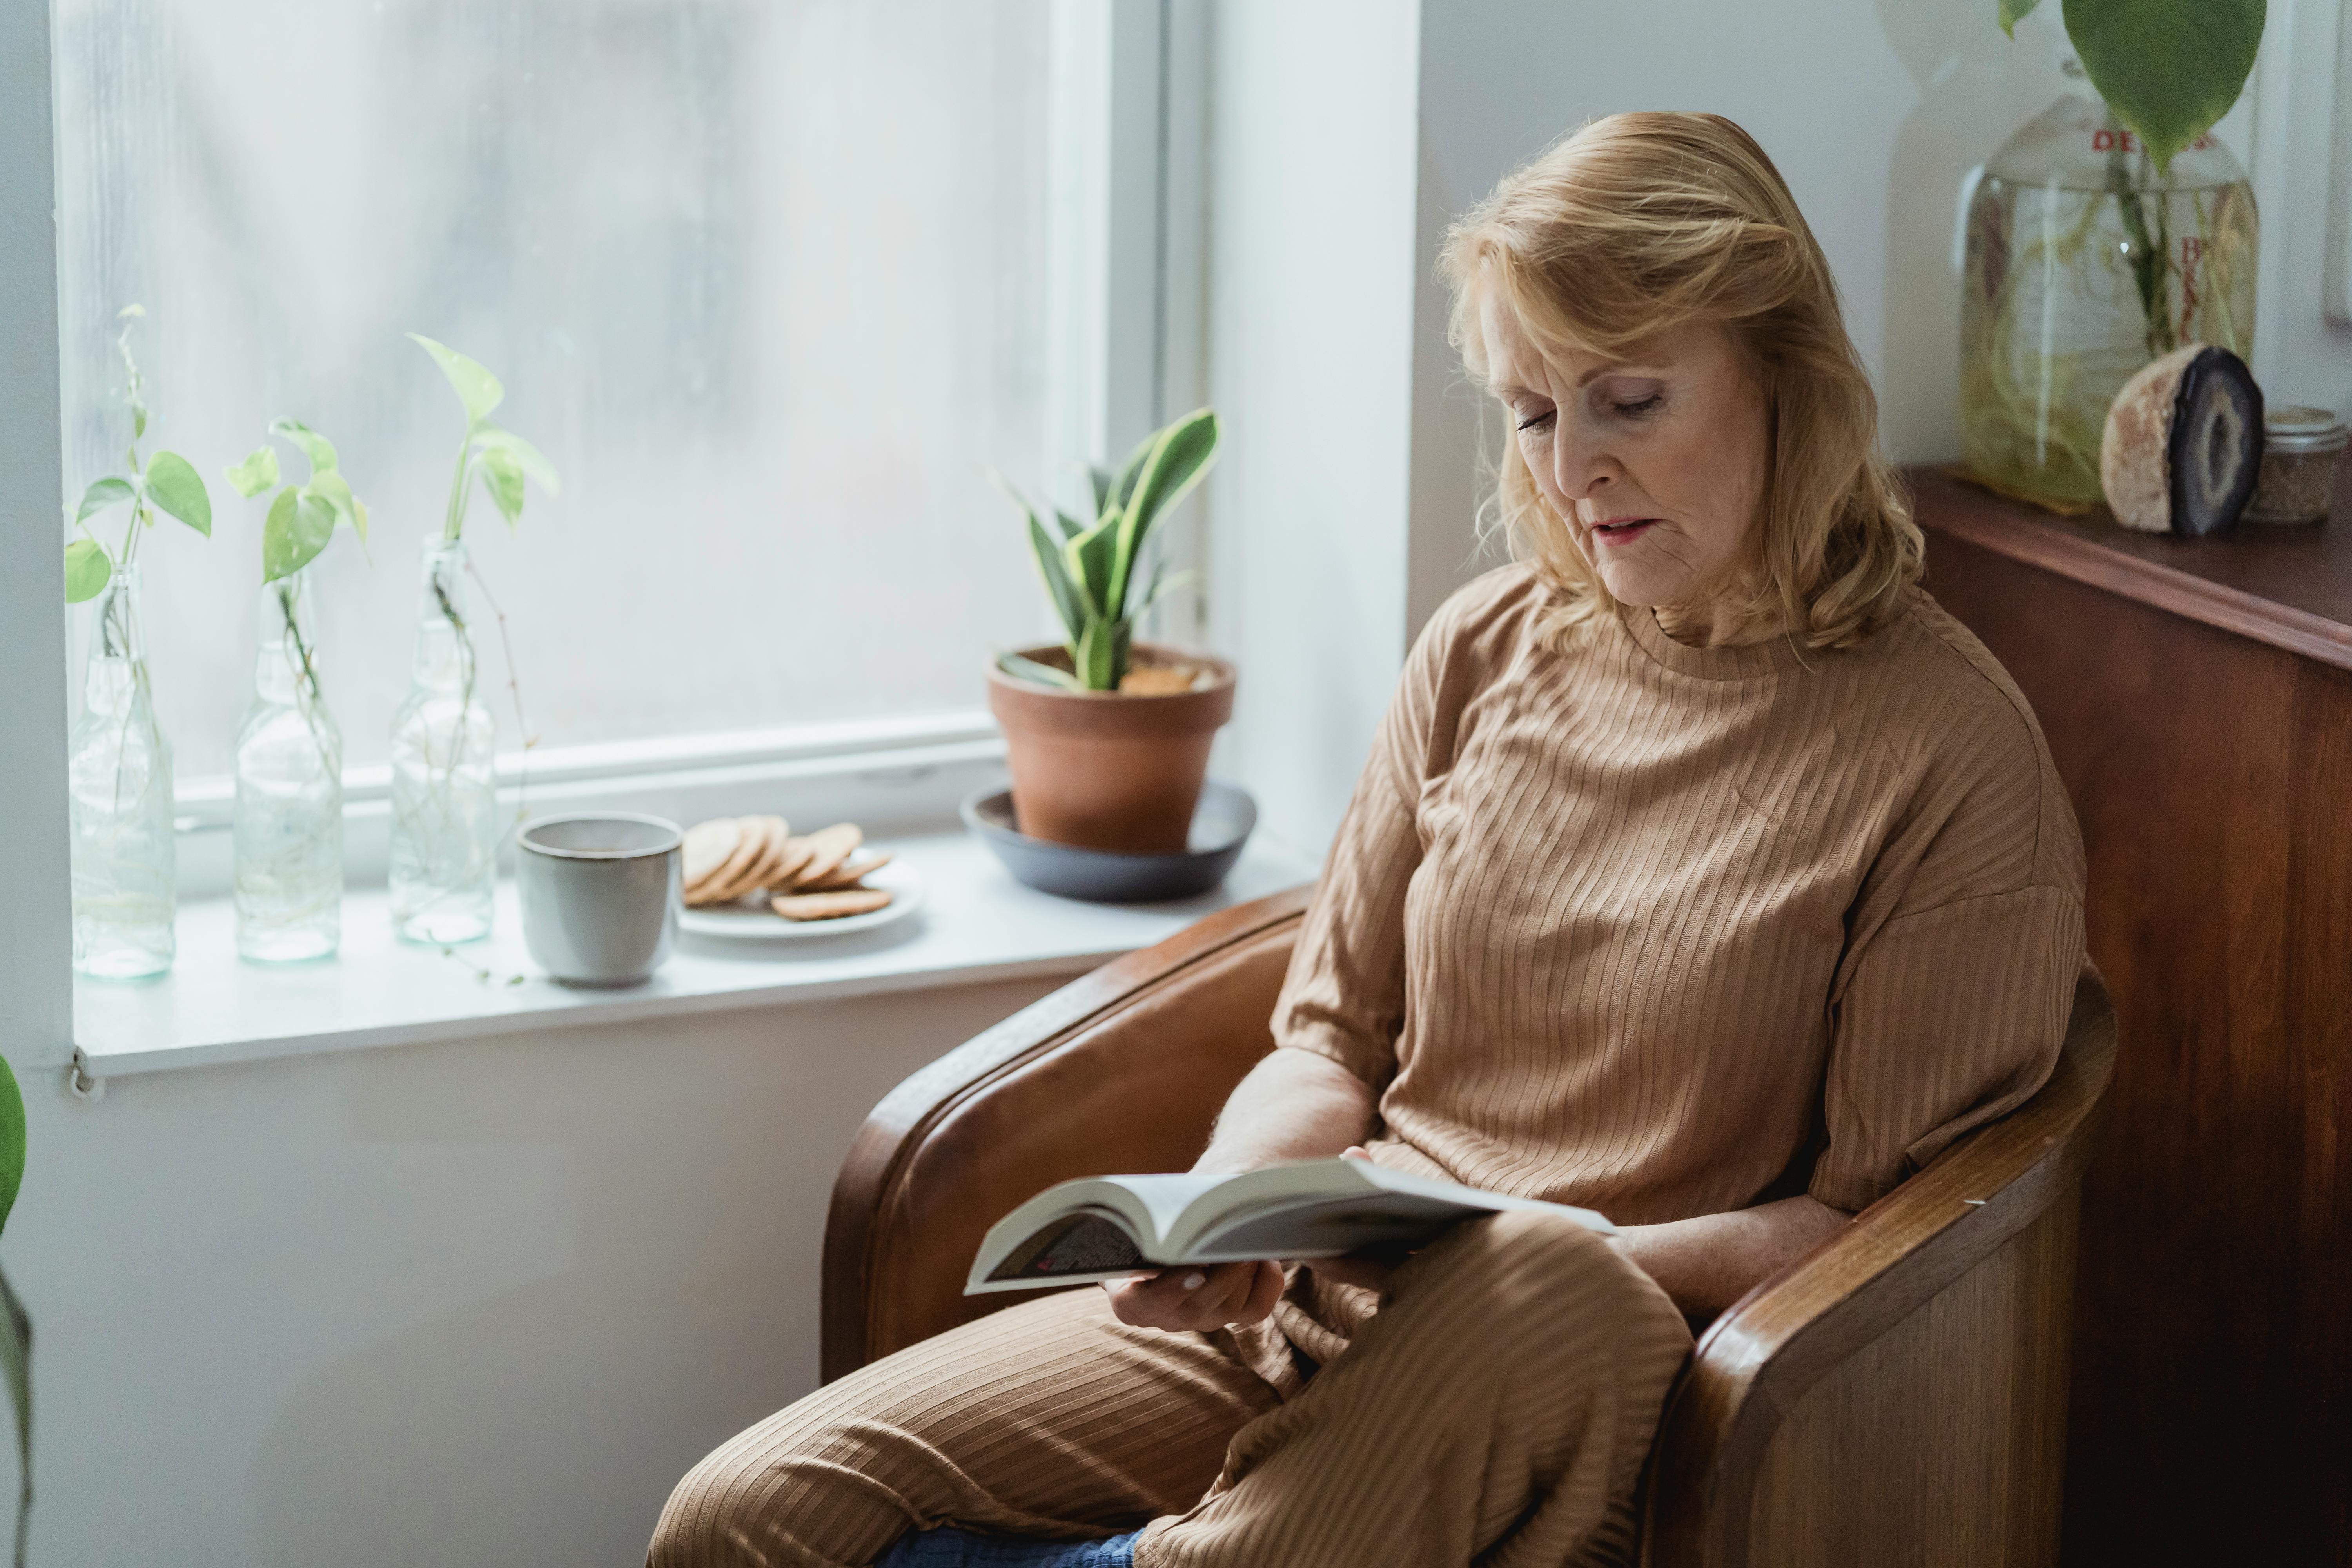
[2100,343,2265,537]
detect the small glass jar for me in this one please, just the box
[2241,407,2346,525]
[234,569,344,962]
[388,536,499,944]
[69,561,177,979]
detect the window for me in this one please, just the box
[52,0,1115,787]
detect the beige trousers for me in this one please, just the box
[650,1210,1692,1568]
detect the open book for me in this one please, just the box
[965,1157,1615,1294]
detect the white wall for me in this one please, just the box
[7,980,1058,1567]
[1202,0,1423,859]
[0,0,73,1074]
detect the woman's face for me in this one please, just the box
[1480,297,1771,641]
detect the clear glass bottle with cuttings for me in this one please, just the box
[69,561,177,978]
[233,568,343,961]
[1960,62,2258,508]
[388,537,499,944]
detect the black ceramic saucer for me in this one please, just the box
[960,781,1257,903]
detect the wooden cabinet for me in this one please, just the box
[1910,468,2352,1563]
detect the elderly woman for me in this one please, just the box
[652,111,2085,1568]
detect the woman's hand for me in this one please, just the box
[1103,1260,1285,1332]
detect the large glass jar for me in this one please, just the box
[234,570,344,962]
[69,562,177,979]
[388,537,499,944]
[1961,65,2258,507]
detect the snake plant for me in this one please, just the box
[998,407,1219,691]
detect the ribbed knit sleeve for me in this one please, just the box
[1269,584,1483,1091]
[1807,611,2089,1212]
[1808,884,2085,1212]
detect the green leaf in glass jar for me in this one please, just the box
[2062,0,2265,174]
[144,451,212,536]
[226,446,281,499]
[74,477,133,524]
[407,332,506,425]
[261,486,337,582]
[63,539,110,603]
[471,425,560,495]
[267,417,339,476]
[478,448,526,525]
[305,468,363,534]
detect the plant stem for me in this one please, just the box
[463,558,533,823]
[439,441,472,544]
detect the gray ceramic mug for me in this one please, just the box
[515,813,682,986]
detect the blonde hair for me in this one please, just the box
[1438,111,1920,652]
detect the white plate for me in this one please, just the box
[676,859,927,941]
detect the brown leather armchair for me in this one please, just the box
[823,887,2115,1567]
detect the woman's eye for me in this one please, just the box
[1610,394,1664,419]
[1515,408,1555,434]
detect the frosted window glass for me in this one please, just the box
[54,0,1056,780]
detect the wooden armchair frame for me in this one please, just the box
[823,889,2115,1566]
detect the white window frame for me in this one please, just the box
[4,0,1210,1060]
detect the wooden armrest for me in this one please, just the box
[1646,967,2117,1567]
[821,886,1315,1382]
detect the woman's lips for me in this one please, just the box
[1590,518,1657,548]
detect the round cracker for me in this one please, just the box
[800,850,893,892]
[701,815,788,904]
[762,836,818,892]
[785,822,863,889]
[716,824,793,903]
[686,817,768,905]
[771,887,893,921]
[681,818,742,887]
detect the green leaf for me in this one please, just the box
[997,649,1083,690]
[226,446,281,499]
[63,540,111,603]
[1073,617,1123,691]
[1108,408,1219,617]
[144,451,212,536]
[1108,430,1154,513]
[478,449,526,525]
[132,404,146,441]
[75,477,133,524]
[0,1261,28,1568]
[267,417,338,476]
[1087,466,1114,520]
[1998,0,2040,36]
[305,468,363,534]
[407,332,506,424]
[1067,517,1120,618]
[1053,510,1089,542]
[2062,0,2265,173]
[1026,514,1089,643]
[261,486,336,582]
[0,1056,21,1238]
[470,425,560,496]
[1136,563,1201,614]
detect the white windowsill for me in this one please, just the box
[73,826,1320,1082]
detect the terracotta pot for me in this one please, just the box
[986,642,1236,854]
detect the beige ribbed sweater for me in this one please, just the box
[1274,565,2087,1221]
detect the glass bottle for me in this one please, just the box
[388,537,499,944]
[233,570,344,961]
[68,561,177,979]
[1961,62,2259,507]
